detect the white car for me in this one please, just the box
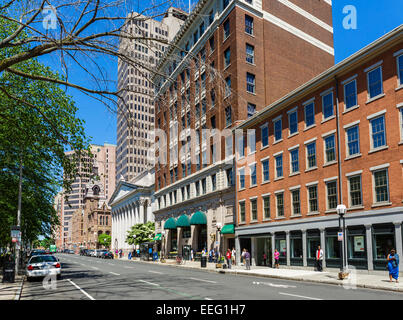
[26,255,61,281]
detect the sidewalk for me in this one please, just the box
[0,275,25,300]
[121,257,403,293]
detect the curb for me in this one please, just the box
[13,276,25,301]
[125,258,403,293]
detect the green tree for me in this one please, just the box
[98,233,111,248]
[126,222,155,246]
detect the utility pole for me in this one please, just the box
[15,158,23,275]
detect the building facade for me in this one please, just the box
[152,0,334,258]
[116,8,187,182]
[235,25,403,272]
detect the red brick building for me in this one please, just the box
[152,0,334,258]
[235,25,403,271]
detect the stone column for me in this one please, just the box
[177,228,182,256]
[320,228,326,269]
[235,236,241,265]
[139,201,145,224]
[286,231,290,266]
[251,237,256,266]
[394,222,403,264]
[365,224,373,271]
[271,233,275,267]
[302,229,307,267]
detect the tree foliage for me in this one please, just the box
[98,233,111,248]
[126,222,155,246]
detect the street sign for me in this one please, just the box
[338,232,343,241]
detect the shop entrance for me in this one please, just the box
[256,237,272,267]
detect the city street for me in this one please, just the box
[20,254,403,300]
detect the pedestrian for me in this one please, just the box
[241,248,246,265]
[231,247,236,266]
[244,249,251,270]
[387,249,399,283]
[263,252,267,266]
[316,245,324,272]
[119,248,122,258]
[226,249,232,269]
[191,249,194,261]
[274,249,280,269]
[208,249,213,263]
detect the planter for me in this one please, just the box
[215,263,222,269]
[338,271,350,280]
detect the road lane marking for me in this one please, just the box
[107,263,114,266]
[91,266,99,270]
[205,298,213,300]
[253,281,297,288]
[109,272,120,276]
[67,279,95,300]
[188,277,217,284]
[123,266,134,269]
[139,280,160,286]
[149,271,163,274]
[278,292,323,300]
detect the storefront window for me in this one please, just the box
[170,229,178,252]
[325,229,341,268]
[373,225,395,260]
[182,227,191,239]
[290,232,303,266]
[347,227,367,269]
[275,234,286,264]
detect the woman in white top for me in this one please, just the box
[231,248,236,266]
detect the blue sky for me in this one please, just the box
[59,0,403,146]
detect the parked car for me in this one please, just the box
[103,251,114,259]
[26,255,61,281]
[28,250,46,259]
[96,250,108,258]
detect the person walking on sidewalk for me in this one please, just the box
[387,249,399,283]
[231,247,236,266]
[191,249,194,262]
[263,252,267,266]
[244,249,251,270]
[316,245,324,272]
[274,249,280,268]
[226,249,232,269]
[241,248,246,265]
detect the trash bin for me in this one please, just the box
[2,261,15,283]
[201,256,207,268]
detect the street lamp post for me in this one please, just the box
[336,204,348,279]
[161,230,165,260]
[216,222,222,262]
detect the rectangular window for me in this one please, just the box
[262,159,270,182]
[209,36,215,52]
[276,193,284,217]
[226,168,234,186]
[261,124,269,148]
[225,106,232,126]
[326,181,338,210]
[246,73,255,93]
[275,154,283,178]
[367,66,383,99]
[308,185,318,213]
[288,110,298,135]
[263,196,270,220]
[290,148,299,173]
[349,175,362,207]
[304,102,315,127]
[306,142,317,169]
[346,125,360,156]
[199,22,205,35]
[274,118,282,141]
[250,198,257,221]
[211,174,217,191]
[224,48,231,68]
[195,181,200,196]
[398,55,403,86]
[250,163,257,186]
[223,19,230,39]
[344,80,357,109]
[246,44,254,64]
[247,103,256,118]
[239,168,245,189]
[245,15,254,35]
[373,169,389,203]
[239,201,245,223]
[370,116,386,149]
[248,130,256,154]
[209,10,214,25]
[223,0,230,9]
[322,92,334,119]
[324,134,336,163]
[238,135,245,158]
[291,189,301,215]
[225,76,231,97]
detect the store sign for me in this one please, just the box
[338,232,343,241]
[354,236,365,252]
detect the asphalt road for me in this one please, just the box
[20,253,403,300]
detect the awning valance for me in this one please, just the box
[176,215,190,227]
[164,217,177,230]
[220,224,235,234]
[190,211,207,225]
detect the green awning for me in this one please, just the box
[190,211,207,225]
[153,233,162,241]
[220,224,235,234]
[164,217,177,230]
[176,215,190,227]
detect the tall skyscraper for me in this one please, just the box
[116,7,188,182]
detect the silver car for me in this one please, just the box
[26,255,61,281]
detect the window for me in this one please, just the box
[224,48,231,68]
[261,124,269,148]
[239,168,245,189]
[262,159,270,182]
[291,189,301,215]
[226,168,234,186]
[202,178,206,194]
[304,102,315,127]
[276,192,284,217]
[367,66,383,99]
[349,175,362,207]
[274,117,282,141]
[246,73,255,93]
[250,198,257,221]
[209,10,214,25]
[324,134,336,163]
[400,107,403,141]
[263,196,270,220]
[209,37,215,53]
[223,19,230,39]
[245,15,254,35]
[247,103,256,118]
[290,148,299,174]
[306,142,317,169]
[398,54,403,86]
[326,181,338,210]
[344,80,357,110]
[248,130,256,154]
[239,201,246,223]
[246,44,254,64]
[210,90,216,107]
[199,22,205,36]
[238,135,245,158]
[211,174,217,191]
[308,185,318,213]
[225,76,231,97]
[275,154,283,178]
[225,106,232,126]
[250,163,257,186]
[346,125,360,157]
[195,181,200,196]
[322,92,334,119]
[193,30,199,44]
[288,109,298,135]
[370,116,386,149]
[223,0,230,9]
[373,169,389,203]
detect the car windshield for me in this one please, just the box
[29,255,57,263]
